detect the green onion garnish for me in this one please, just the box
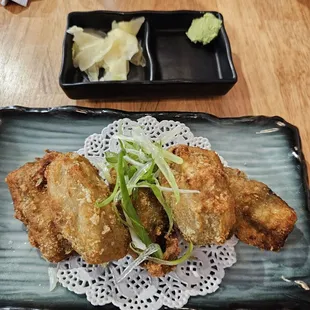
[96,124,199,264]
[130,241,194,266]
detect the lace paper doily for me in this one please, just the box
[57,116,237,309]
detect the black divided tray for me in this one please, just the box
[59,11,237,100]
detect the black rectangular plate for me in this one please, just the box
[59,11,237,100]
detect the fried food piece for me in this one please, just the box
[144,233,180,277]
[111,168,178,276]
[6,152,73,262]
[160,145,236,245]
[110,169,169,242]
[225,167,297,251]
[132,189,179,277]
[132,188,168,243]
[45,152,130,264]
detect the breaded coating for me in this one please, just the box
[144,233,180,277]
[132,188,168,243]
[110,170,169,244]
[5,152,73,262]
[160,145,236,245]
[131,188,179,277]
[45,152,130,264]
[225,167,297,251]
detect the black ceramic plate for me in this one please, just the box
[59,11,237,100]
[0,107,309,310]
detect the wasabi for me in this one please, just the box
[186,13,222,45]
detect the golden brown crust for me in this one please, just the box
[5,152,73,262]
[130,188,179,277]
[6,151,130,264]
[144,233,180,277]
[225,167,297,251]
[160,145,236,245]
[45,152,130,264]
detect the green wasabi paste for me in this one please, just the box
[186,13,222,45]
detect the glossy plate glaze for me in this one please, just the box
[59,11,237,100]
[0,107,309,310]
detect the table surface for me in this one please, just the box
[0,0,309,168]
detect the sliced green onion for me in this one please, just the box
[124,155,144,167]
[124,175,129,183]
[112,203,132,228]
[114,134,135,143]
[123,140,140,151]
[128,181,173,235]
[140,161,156,181]
[96,174,119,207]
[114,191,122,203]
[118,120,124,135]
[127,165,137,179]
[105,151,118,164]
[95,160,112,183]
[127,217,147,250]
[117,243,161,283]
[115,130,183,199]
[131,183,200,195]
[161,149,183,164]
[127,162,153,195]
[157,186,200,194]
[153,169,160,179]
[160,125,183,145]
[118,150,162,259]
[95,123,199,268]
[126,148,149,162]
[130,127,181,202]
[130,242,194,266]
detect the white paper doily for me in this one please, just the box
[57,116,237,309]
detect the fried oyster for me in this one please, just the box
[160,145,236,245]
[6,151,130,264]
[225,167,297,251]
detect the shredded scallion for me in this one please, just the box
[95,123,199,266]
